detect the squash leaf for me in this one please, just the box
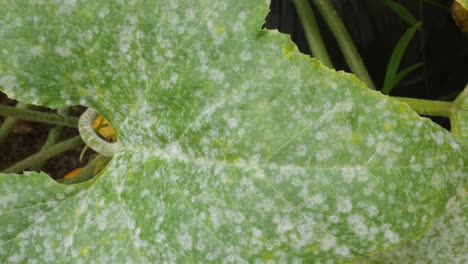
[0,0,466,262]
[358,187,467,263]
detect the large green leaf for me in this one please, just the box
[0,0,466,262]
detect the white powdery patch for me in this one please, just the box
[273,214,294,234]
[59,0,77,15]
[98,7,110,18]
[296,144,307,157]
[347,214,368,237]
[209,68,225,84]
[384,229,400,243]
[0,74,19,91]
[55,45,72,57]
[30,45,43,57]
[341,167,355,183]
[304,194,325,208]
[63,234,73,248]
[337,197,352,213]
[366,204,379,217]
[119,26,134,54]
[339,99,354,112]
[334,245,351,257]
[315,149,332,161]
[176,230,193,251]
[320,234,336,251]
[209,206,221,229]
[315,131,328,141]
[239,50,252,61]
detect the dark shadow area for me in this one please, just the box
[264,0,468,103]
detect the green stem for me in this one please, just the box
[1,136,83,174]
[394,97,452,117]
[60,154,111,184]
[31,107,69,171]
[0,102,31,144]
[292,0,333,68]
[0,104,78,128]
[312,0,376,90]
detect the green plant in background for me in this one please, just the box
[380,0,422,95]
[0,1,466,263]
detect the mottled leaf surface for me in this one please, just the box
[0,0,467,263]
[359,188,467,263]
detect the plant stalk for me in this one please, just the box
[394,97,452,117]
[0,102,31,144]
[292,0,333,68]
[31,107,69,171]
[1,136,83,174]
[61,154,111,184]
[312,0,376,90]
[0,104,78,128]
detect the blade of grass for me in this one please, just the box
[381,22,421,95]
[383,0,418,26]
[292,0,333,68]
[312,0,376,90]
[393,62,423,85]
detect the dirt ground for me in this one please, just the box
[0,92,96,180]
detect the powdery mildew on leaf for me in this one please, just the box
[359,188,468,263]
[0,0,467,263]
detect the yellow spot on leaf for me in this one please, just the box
[384,122,394,131]
[282,41,296,59]
[80,247,89,256]
[350,132,361,144]
[215,25,225,34]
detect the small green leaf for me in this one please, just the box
[383,0,419,26]
[0,1,466,263]
[381,22,421,95]
[394,62,423,87]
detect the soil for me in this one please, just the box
[0,92,96,180]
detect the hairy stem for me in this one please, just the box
[394,97,452,117]
[1,136,83,174]
[0,104,78,128]
[312,0,376,90]
[292,0,333,68]
[79,108,119,157]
